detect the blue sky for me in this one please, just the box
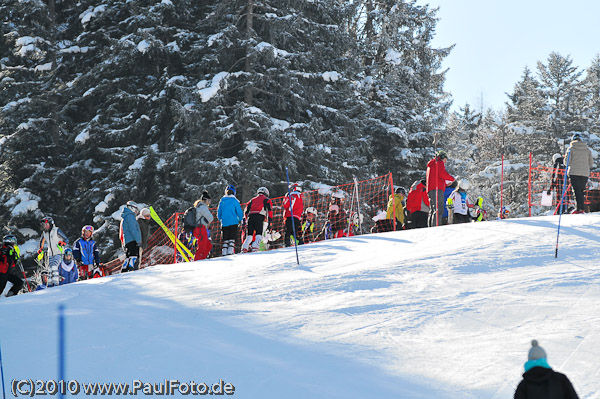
[421,0,600,111]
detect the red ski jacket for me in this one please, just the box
[426,157,454,192]
[406,182,430,213]
[283,192,303,219]
[245,194,273,220]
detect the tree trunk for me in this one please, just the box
[244,0,254,105]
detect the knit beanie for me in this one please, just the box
[528,340,547,361]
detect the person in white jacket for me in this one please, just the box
[447,179,474,224]
[39,216,69,287]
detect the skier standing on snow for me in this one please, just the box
[386,187,406,230]
[564,133,593,214]
[120,201,142,273]
[282,183,304,246]
[326,198,348,239]
[426,150,455,227]
[217,185,244,256]
[39,216,69,287]
[549,153,567,213]
[447,179,474,224]
[242,187,273,253]
[59,248,79,285]
[193,191,214,260]
[1,234,24,297]
[514,340,579,399]
[301,207,318,243]
[406,179,429,229]
[73,225,101,279]
[137,207,152,266]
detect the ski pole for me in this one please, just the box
[285,167,300,265]
[17,260,32,292]
[555,148,571,258]
[0,341,6,399]
[58,304,65,399]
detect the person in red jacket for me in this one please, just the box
[242,187,273,252]
[406,179,430,229]
[426,150,455,227]
[282,183,304,246]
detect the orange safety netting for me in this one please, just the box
[104,173,396,273]
[529,164,600,214]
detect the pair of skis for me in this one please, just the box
[148,207,195,262]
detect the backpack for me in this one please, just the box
[183,207,198,232]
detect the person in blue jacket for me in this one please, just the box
[73,225,101,279]
[217,185,244,256]
[119,201,142,272]
[59,248,78,285]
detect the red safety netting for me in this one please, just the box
[105,173,396,273]
[529,163,600,214]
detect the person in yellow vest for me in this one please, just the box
[386,187,405,230]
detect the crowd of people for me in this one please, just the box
[1,134,594,298]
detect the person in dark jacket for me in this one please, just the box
[514,339,579,399]
[137,208,152,267]
[549,153,567,213]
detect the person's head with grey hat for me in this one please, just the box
[528,340,547,362]
[515,339,580,398]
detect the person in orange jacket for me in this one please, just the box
[426,150,455,227]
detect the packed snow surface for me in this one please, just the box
[1,214,599,398]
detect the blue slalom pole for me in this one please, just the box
[285,167,300,265]
[58,304,65,399]
[555,149,571,258]
[0,341,6,399]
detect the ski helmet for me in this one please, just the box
[437,150,448,160]
[63,248,73,258]
[552,153,562,163]
[126,200,139,210]
[225,184,236,195]
[3,234,17,245]
[81,225,94,236]
[572,133,582,141]
[257,187,269,197]
[459,179,470,190]
[40,216,54,225]
[306,207,317,216]
[395,187,406,196]
[291,183,302,193]
[139,208,151,219]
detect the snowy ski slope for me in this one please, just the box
[1,214,599,398]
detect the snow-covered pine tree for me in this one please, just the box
[537,52,584,135]
[348,0,452,184]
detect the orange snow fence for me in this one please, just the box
[528,159,600,215]
[105,174,396,273]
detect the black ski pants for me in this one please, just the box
[570,175,588,212]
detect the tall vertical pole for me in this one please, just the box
[528,152,533,217]
[58,304,65,399]
[285,167,300,265]
[389,173,396,231]
[353,176,363,234]
[0,342,6,399]
[500,127,505,218]
[555,149,571,258]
